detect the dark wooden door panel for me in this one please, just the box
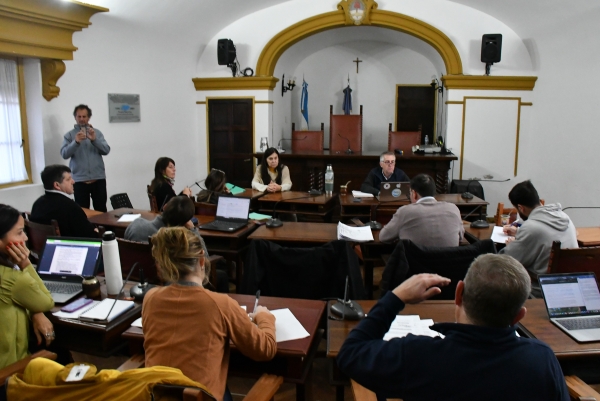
[396,85,435,144]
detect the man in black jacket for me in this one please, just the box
[31,165,98,238]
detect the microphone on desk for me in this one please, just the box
[329,276,364,321]
[461,178,510,200]
[460,204,489,229]
[266,193,321,228]
[190,179,205,190]
[338,133,353,154]
[277,136,307,153]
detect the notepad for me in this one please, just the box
[79,298,135,323]
[225,183,245,195]
[491,226,511,244]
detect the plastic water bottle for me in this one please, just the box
[424,135,429,146]
[325,164,334,196]
[102,231,123,296]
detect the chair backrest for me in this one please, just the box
[110,193,133,210]
[194,202,217,216]
[547,241,600,279]
[449,180,485,201]
[330,105,363,153]
[147,185,159,212]
[495,199,545,226]
[388,123,422,153]
[23,215,61,261]
[290,122,325,152]
[117,238,160,284]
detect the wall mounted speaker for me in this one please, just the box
[481,34,502,64]
[217,39,236,65]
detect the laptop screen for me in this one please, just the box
[539,273,600,318]
[37,237,101,277]
[216,197,250,219]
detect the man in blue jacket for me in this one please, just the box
[337,254,569,401]
[60,104,110,212]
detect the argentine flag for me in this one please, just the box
[300,79,309,130]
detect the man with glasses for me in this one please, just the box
[360,151,409,196]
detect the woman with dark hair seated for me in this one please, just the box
[196,169,231,204]
[143,227,276,401]
[149,157,192,211]
[251,147,292,193]
[0,204,55,369]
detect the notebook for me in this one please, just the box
[79,298,135,324]
[377,181,410,202]
[198,196,250,232]
[539,272,600,343]
[37,237,102,303]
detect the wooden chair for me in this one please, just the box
[147,185,159,212]
[117,238,160,284]
[290,122,324,152]
[330,104,363,153]
[388,123,422,153]
[116,354,282,401]
[22,214,60,262]
[110,193,133,209]
[566,375,600,401]
[548,241,600,278]
[494,199,545,226]
[0,350,57,393]
[194,202,217,216]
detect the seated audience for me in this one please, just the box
[252,147,292,192]
[0,204,55,369]
[196,168,231,204]
[30,164,98,237]
[361,151,409,196]
[143,227,277,401]
[149,157,192,211]
[125,196,229,293]
[379,174,464,247]
[337,254,569,401]
[499,180,577,295]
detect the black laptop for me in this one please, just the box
[198,196,251,232]
[37,237,102,303]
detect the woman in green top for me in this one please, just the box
[0,204,55,369]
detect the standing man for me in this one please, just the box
[361,151,409,196]
[60,104,110,212]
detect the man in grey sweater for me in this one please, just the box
[500,180,577,295]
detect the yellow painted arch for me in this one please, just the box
[255,9,463,77]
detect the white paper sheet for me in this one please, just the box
[352,190,374,198]
[270,308,310,343]
[131,317,143,328]
[383,315,443,340]
[117,214,141,223]
[337,222,374,242]
[491,226,511,244]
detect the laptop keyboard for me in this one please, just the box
[559,317,600,330]
[203,220,243,230]
[44,281,81,294]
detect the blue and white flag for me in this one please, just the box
[343,85,353,115]
[300,79,309,130]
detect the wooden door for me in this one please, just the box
[208,99,254,187]
[395,85,436,144]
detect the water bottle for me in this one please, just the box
[424,135,429,146]
[325,164,334,196]
[102,231,123,296]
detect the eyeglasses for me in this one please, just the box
[382,160,396,165]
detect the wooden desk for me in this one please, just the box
[122,294,325,401]
[463,222,494,243]
[47,279,142,357]
[88,208,258,291]
[577,227,600,247]
[249,222,337,245]
[257,151,457,194]
[257,191,337,222]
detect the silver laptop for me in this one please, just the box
[37,237,102,303]
[377,181,410,202]
[198,196,250,232]
[539,272,600,343]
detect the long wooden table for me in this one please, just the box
[122,294,326,401]
[257,191,337,222]
[257,151,457,194]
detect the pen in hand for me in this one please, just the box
[253,290,260,314]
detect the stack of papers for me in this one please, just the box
[491,226,511,244]
[117,214,141,223]
[352,190,374,198]
[383,315,443,340]
[337,222,374,242]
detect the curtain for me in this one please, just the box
[0,58,28,185]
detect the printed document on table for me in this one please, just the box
[352,190,374,198]
[383,315,443,340]
[491,226,511,244]
[118,214,141,223]
[337,222,374,242]
[270,308,309,343]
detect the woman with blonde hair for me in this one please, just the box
[142,227,276,401]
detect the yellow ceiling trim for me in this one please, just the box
[192,76,279,91]
[442,75,537,91]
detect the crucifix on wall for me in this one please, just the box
[353,57,362,73]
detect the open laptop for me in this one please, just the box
[37,237,102,303]
[377,181,410,202]
[198,196,251,232]
[539,272,600,343]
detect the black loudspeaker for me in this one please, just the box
[481,34,502,64]
[217,39,236,65]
